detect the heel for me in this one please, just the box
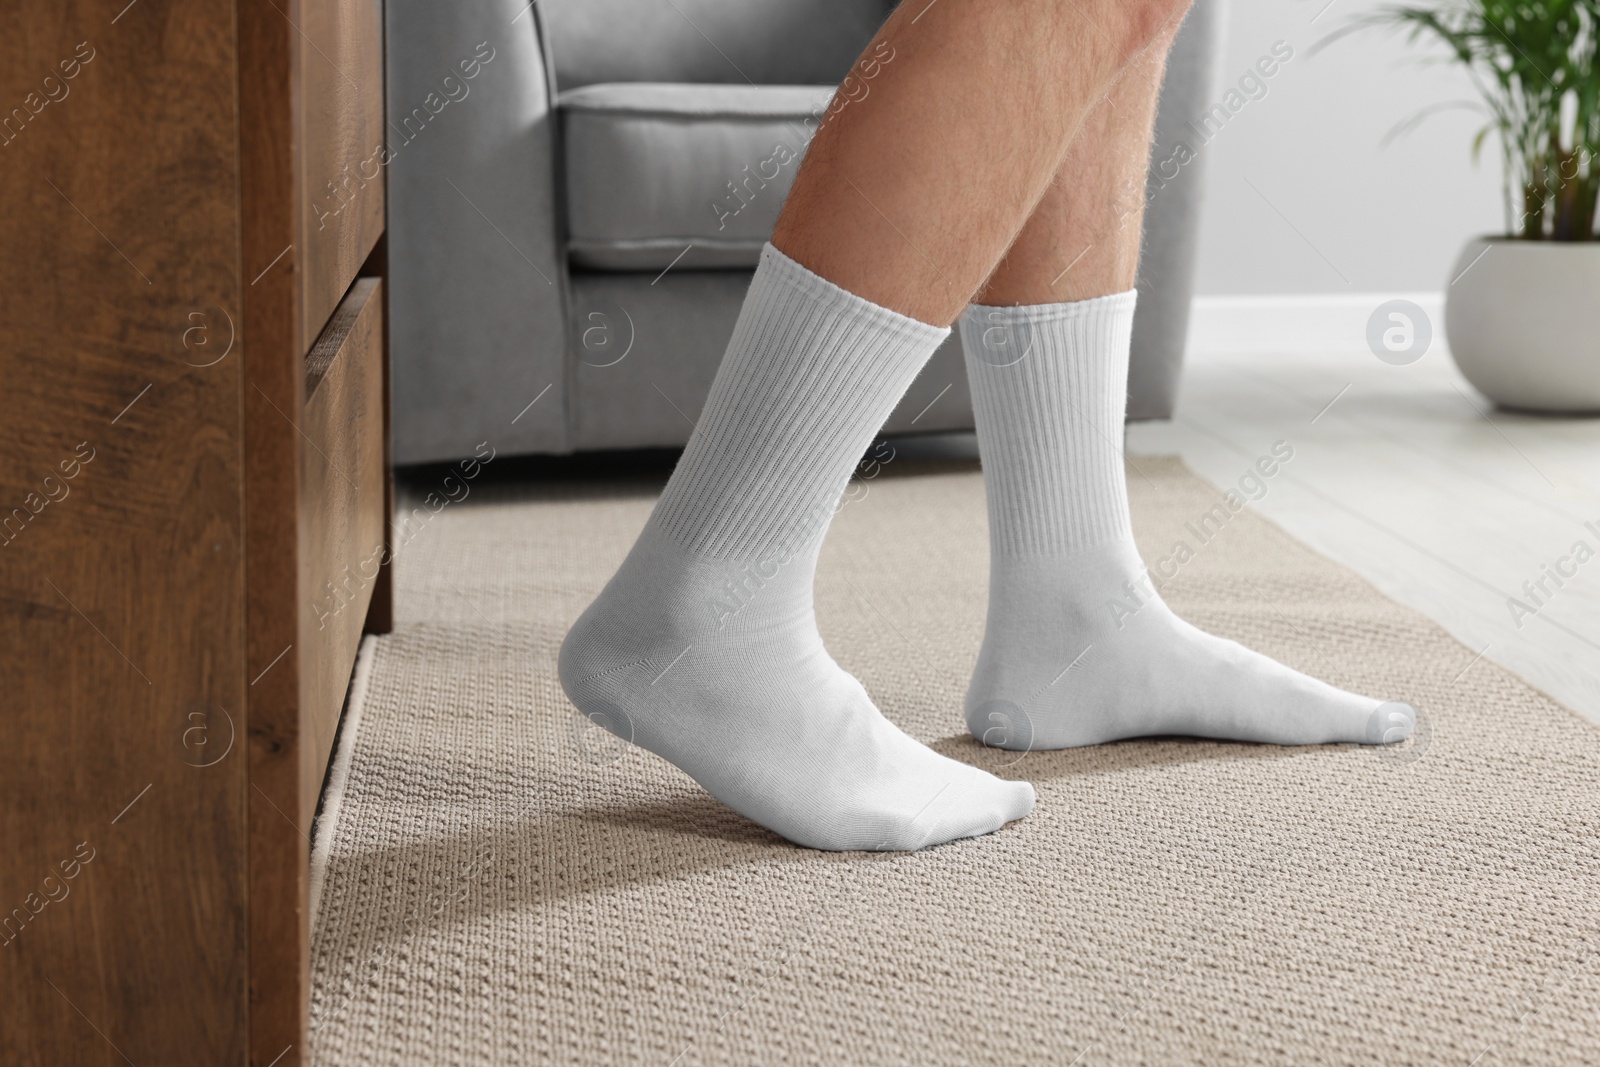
[966,695,1036,752]
[558,608,641,757]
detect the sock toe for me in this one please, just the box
[1365,700,1417,745]
[915,774,1035,850]
[997,778,1037,826]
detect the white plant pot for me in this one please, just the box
[1444,236,1600,413]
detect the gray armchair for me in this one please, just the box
[386,0,1224,465]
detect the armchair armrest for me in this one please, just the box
[1130,0,1228,419]
[386,0,571,463]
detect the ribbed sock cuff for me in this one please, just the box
[960,291,1138,556]
[652,243,949,560]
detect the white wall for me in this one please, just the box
[1190,0,1505,295]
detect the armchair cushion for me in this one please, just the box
[542,0,892,90]
[561,82,831,271]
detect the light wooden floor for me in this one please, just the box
[1127,345,1600,727]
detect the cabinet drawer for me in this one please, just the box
[299,276,385,816]
[300,0,386,355]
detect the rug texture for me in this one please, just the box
[308,454,1600,1066]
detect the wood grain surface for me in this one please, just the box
[299,0,387,357]
[2,2,390,1064]
[0,5,249,1065]
[301,277,386,823]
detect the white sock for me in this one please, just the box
[560,245,1035,850]
[959,293,1415,749]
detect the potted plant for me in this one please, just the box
[1324,0,1600,411]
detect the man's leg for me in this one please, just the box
[772,0,1185,325]
[959,26,1417,750]
[560,0,1186,851]
[973,18,1179,308]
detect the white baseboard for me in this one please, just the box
[1186,291,1446,358]
[308,633,378,929]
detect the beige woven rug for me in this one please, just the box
[309,453,1600,1066]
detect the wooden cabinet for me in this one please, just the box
[300,0,388,357]
[301,278,388,821]
[1,3,390,1064]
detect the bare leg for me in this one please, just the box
[975,17,1184,307]
[772,0,1192,326]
